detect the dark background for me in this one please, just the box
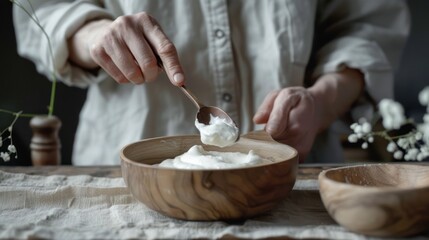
[1,1,428,165]
[0,0,86,165]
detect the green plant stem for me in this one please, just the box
[0,109,39,118]
[12,0,57,116]
[370,130,417,141]
[0,111,22,136]
[367,118,417,140]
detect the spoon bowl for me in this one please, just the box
[196,106,231,125]
[180,86,236,124]
[180,86,240,142]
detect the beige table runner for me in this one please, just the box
[0,170,427,239]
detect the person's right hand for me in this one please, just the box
[68,12,185,86]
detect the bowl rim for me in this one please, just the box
[120,134,298,172]
[318,163,429,192]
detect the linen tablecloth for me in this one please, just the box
[0,170,427,239]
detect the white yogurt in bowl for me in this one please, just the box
[195,114,239,147]
[159,114,260,169]
[159,145,272,169]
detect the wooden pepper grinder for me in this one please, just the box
[30,115,62,165]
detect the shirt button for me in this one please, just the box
[214,29,225,38]
[222,93,232,102]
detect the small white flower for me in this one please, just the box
[354,125,363,134]
[419,122,429,143]
[419,125,428,134]
[421,145,429,154]
[418,86,429,106]
[0,152,10,162]
[8,145,16,153]
[378,99,406,130]
[348,134,358,143]
[358,118,367,124]
[8,126,12,132]
[361,142,368,149]
[424,114,429,123]
[387,142,397,152]
[382,118,393,131]
[417,153,425,161]
[350,123,358,130]
[361,122,372,134]
[397,138,409,149]
[415,132,423,141]
[368,136,374,143]
[409,148,419,156]
[393,151,403,160]
[416,148,429,161]
[405,148,419,161]
[408,135,417,145]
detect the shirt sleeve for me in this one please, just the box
[13,0,114,88]
[310,0,410,108]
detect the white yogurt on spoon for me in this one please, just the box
[195,114,239,147]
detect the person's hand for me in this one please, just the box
[253,87,320,162]
[253,69,365,163]
[68,12,185,86]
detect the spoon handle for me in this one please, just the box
[180,86,204,109]
[156,56,204,110]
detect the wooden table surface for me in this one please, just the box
[2,163,428,179]
[0,163,340,179]
[1,163,429,239]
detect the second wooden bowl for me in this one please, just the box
[319,164,429,237]
[121,131,298,220]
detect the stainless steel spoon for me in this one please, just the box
[180,86,240,142]
[179,86,235,125]
[156,58,239,141]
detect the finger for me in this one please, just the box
[90,45,129,84]
[253,90,280,124]
[103,34,145,84]
[125,28,159,82]
[140,14,185,86]
[266,90,300,138]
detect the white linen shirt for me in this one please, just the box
[13,0,409,165]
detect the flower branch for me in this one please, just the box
[348,87,429,161]
[1,0,58,161]
[0,111,21,161]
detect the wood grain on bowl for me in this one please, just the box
[121,131,298,220]
[319,164,429,237]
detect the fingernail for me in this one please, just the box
[173,73,184,84]
[254,111,262,119]
[253,113,261,122]
[253,111,267,121]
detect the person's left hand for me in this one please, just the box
[253,87,320,162]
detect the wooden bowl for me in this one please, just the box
[121,131,298,220]
[319,164,429,237]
